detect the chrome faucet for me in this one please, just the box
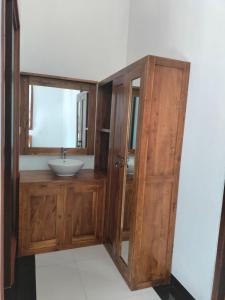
[61,148,67,160]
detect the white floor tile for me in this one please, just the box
[118,290,161,300]
[73,244,112,263]
[36,245,160,300]
[76,251,152,300]
[36,264,86,300]
[36,249,77,267]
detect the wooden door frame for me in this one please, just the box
[212,186,225,300]
[1,0,20,296]
[1,0,6,297]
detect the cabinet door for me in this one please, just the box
[19,183,64,256]
[64,183,105,248]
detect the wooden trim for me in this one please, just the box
[3,0,20,290]
[20,71,97,85]
[29,85,33,130]
[212,185,225,300]
[1,0,6,298]
[20,73,97,155]
[4,0,14,288]
[99,57,147,86]
[22,147,88,156]
[13,0,19,30]
[99,55,190,87]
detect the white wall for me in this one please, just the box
[19,0,130,171]
[20,0,130,81]
[127,1,225,299]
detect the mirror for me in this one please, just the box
[20,73,97,155]
[128,78,140,152]
[28,85,88,148]
[120,78,141,264]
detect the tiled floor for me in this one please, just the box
[36,245,161,300]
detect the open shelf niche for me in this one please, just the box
[94,81,113,172]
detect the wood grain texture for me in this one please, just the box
[106,78,131,261]
[98,55,190,290]
[20,72,97,85]
[64,182,105,248]
[19,183,64,256]
[1,0,6,295]
[19,170,106,256]
[130,57,190,289]
[20,169,106,183]
[3,0,20,288]
[20,73,97,155]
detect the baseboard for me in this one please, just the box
[5,255,36,300]
[154,274,195,300]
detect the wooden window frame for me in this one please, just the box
[20,72,97,155]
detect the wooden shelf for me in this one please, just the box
[95,82,112,171]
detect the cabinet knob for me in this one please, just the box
[115,156,125,168]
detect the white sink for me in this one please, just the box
[48,159,84,177]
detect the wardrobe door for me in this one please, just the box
[107,78,130,254]
[132,58,190,288]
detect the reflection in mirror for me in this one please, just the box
[120,78,141,264]
[28,85,88,148]
[128,79,140,151]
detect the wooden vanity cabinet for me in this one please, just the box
[95,56,190,290]
[19,170,106,256]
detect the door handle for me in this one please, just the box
[115,156,125,168]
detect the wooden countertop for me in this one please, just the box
[20,169,107,184]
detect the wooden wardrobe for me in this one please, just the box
[95,55,190,290]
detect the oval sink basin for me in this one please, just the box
[48,159,84,177]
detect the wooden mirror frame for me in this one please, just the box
[20,72,97,155]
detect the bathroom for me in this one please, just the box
[2,1,225,300]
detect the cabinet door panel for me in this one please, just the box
[30,195,57,243]
[19,183,64,256]
[71,191,96,238]
[147,66,183,177]
[135,182,173,283]
[65,183,104,247]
